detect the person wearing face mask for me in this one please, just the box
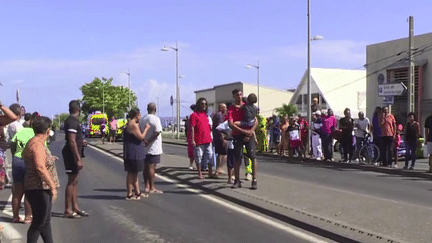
[379,106,396,167]
[339,108,354,163]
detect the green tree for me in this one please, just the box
[53,113,70,128]
[274,103,298,119]
[80,77,137,118]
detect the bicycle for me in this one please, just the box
[358,134,380,164]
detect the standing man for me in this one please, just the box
[140,103,164,193]
[321,109,337,161]
[339,108,354,163]
[380,106,396,167]
[298,114,309,159]
[425,113,432,173]
[62,100,88,218]
[212,103,228,175]
[190,98,214,179]
[228,89,258,189]
[354,111,370,160]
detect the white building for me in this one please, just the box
[289,68,366,118]
[194,81,294,118]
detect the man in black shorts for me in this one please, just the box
[228,89,258,189]
[62,100,88,218]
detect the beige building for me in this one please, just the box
[366,32,432,130]
[289,68,366,118]
[194,82,294,117]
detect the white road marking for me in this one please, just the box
[1,194,24,241]
[89,144,330,243]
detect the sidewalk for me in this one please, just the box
[88,139,432,243]
[163,137,432,180]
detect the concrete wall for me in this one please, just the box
[366,32,432,131]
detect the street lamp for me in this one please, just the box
[120,69,131,109]
[307,0,323,153]
[245,61,260,108]
[162,41,180,139]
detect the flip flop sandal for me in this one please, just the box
[75,210,90,217]
[135,192,149,199]
[126,194,138,200]
[63,212,81,219]
[12,217,23,223]
[149,189,163,194]
[23,217,33,224]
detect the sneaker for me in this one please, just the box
[188,166,194,170]
[251,179,257,190]
[245,174,252,181]
[393,164,399,168]
[403,166,408,170]
[374,162,379,166]
[409,166,414,170]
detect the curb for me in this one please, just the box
[162,141,432,180]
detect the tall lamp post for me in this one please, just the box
[120,69,131,109]
[307,0,323,153]
[162,42,180,139]
[245,61,260,108]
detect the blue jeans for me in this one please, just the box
[194,143,213,169]
[405,141,416,168]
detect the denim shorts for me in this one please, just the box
[194,143,213,168]
[12,156,25,184]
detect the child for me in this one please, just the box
[234,93,258,129]
[287,117,302,159]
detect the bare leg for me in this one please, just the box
[65,174,78,215]
[197,164,203,178]
[429,155,432,171]
[143,163,150,192]
[234,159,241,182]
[126,172,134,196]
[132,172,140,194]
[148,164,158,191]
[72,176,80,212]
[12,183,25,221]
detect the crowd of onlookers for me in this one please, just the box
[184,94,432,174]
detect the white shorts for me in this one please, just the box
[428,142,432,155]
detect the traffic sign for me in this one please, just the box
[170,96,173,106]
[383,96,394,105]
[378,82,407,96]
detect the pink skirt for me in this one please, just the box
[289,139,302,149]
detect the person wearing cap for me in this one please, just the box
[311,111,323,160]
[339,108,355,163]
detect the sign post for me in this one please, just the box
[378,82,407,96]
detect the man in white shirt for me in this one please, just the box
[355,111,370,159]
[140,103,163,194]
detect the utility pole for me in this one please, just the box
[307,0,312,154]
[408,16,415,114]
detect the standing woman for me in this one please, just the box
[380,106,396,167]
[123,108,150,200]
[23,116,59,243]
[404,112,420,169]
[0,104,19,189]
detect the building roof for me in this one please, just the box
[292,68,366,117]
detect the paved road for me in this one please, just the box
[0,135,331,243]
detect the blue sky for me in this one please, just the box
[1,0,432,118]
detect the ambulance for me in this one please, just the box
[88,112,108,137]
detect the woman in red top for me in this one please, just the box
[190,98,214,179]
